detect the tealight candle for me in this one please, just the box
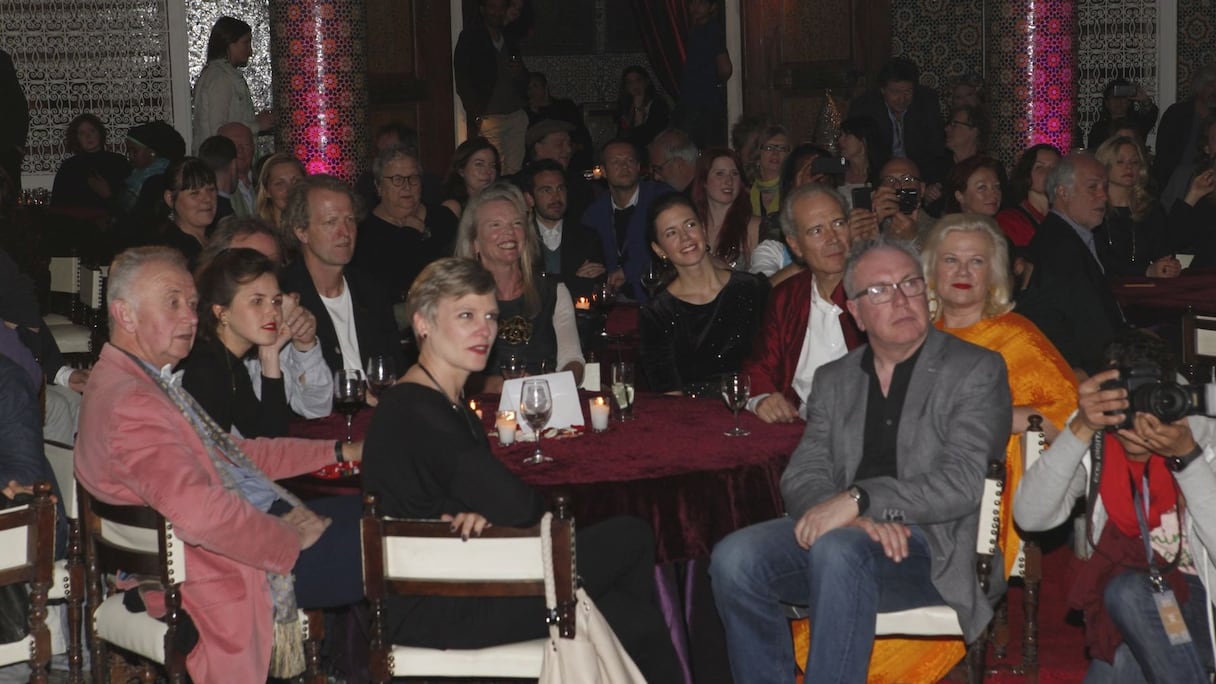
[496,410,517,445]
[589,396,610,432]
[575,296,592,310]
[469,399,483,420]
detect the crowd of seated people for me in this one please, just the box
[11,8,1216,679]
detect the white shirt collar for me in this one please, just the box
[612,187,640,211]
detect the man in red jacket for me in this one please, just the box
[742,184,865,423]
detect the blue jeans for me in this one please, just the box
[710,517,944,684]
[1083,571,1213,684]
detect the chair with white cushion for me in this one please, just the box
[361,493,577,683]
[78,485,325,683]
[789,459,1005,683]
[45,256,93,361]
[0,482,57,682]
[42,440,85,682]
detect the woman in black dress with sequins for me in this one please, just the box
[640,192,769,395]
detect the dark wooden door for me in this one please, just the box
[740,0,890,141]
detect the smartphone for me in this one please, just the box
[851,186,873,212]
[810,156,846,175]
[1111,84,1136,97]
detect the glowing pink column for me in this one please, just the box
[268,0,368,183]
[990,0,1075,163]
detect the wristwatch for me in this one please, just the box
[334,440,346,464]
[847,485,870,515]
[1165,444,1204,473]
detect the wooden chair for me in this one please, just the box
[78,485,326,683]
[361,493,577,682]
[1182,308,1216,367]
[789,459,1006,684]
[991,416,1046,680]
[43,440,85,683]
[45,257,93,359]
[0,482,57,683]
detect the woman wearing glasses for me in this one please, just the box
[353,145,458,308]
[867,214,1076,682]
[748,124,791,223]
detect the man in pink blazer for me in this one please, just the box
[742,185,865,423]
[75,246,361,683]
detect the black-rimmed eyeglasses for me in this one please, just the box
[849,276,927,304]
[382,174,422,188]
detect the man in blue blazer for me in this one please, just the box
[711,237,1011,682]
[580,139,672,302]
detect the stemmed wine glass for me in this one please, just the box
[591,281,616,340]
[519,378,554,464]
[641,259,664,300]
[721,372,751,437]
[501,354,528,380]
[365,355,397,399]
[334,369,366,443]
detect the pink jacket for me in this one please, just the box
[75,344,335,683]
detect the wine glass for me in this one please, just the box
[591,281,616,339]
[334,369,367,443]
[365,355,396,399]
[721,372,751,437]
[519,378,554,464]
[641,259,663,300]
[501,354,528,380]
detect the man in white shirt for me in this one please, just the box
[520,159,604,298]
[279,175,404,377]
[742,184,865,423]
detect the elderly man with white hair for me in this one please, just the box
[74,246,362,683]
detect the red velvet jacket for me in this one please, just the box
[741,270,864,406]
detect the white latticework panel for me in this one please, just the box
[2,0,174,175]
[185,0,272,125]
[1076,0,1159,146]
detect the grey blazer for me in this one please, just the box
[780,326,1012,642]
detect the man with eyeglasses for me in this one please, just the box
[580,138,672,300]
[647,128,698,194]
[712,236,1010,682]
[742,184,865,424]
[850,157,934,248]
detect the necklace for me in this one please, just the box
[417,362,461,409]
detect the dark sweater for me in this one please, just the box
[180,336,291,438]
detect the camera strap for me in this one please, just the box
[1131,470,1194,644]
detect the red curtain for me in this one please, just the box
[629,0,689,99]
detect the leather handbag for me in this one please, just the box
[537,513,646,684]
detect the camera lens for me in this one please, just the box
[1147,383,1191,423]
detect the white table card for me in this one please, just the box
[499,370,585,435]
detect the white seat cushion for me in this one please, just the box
[874,605,963,636]
[0,604,68,667]
[391,638,547,677]
[94,593,166,663]
[42,313,71,326]
[48,324,91,355]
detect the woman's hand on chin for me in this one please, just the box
[442,512,491,541]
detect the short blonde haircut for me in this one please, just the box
[920,213,1013,322]
[405,257,497,326]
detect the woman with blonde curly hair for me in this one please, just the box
[1094,136,1180,278]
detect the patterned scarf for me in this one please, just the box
[125,351,307,678]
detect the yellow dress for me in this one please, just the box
[793,312,1077,683]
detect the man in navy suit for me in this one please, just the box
[579,139,671,301]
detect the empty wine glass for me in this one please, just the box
[721,372,751,437]
[519,378,554,464]
[641,259,664,300]
[365,355,396,399]
[334,369,367,443]
[501,354,527,380]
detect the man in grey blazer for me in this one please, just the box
[710,237,1011,682]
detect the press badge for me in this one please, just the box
[1153,589,1193,645]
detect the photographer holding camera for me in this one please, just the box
[1014,330,1216,683]
[848,157,933,248]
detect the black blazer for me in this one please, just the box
[281,259,405,374]
[1153,100,1198,189]
[537,219,604,299]
[1020,211,1127,374]
[849,86,947,183]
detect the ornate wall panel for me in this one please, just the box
[1075,0,1157,146]
[2,0,174,174]
[1178,0,1216,99]
[891,0,984,94]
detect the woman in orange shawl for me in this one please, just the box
[868,213,1076,681]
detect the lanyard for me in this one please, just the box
[1130,469,1185,592]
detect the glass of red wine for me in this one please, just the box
[365,355,396,399]
[334,369,366,443]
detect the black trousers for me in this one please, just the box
[270,494,364,609]
[388,515,682,684]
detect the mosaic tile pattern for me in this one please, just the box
[1178,0,1216,99]
[1076,0,1157,145]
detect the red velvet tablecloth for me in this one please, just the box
[288,393,804,563]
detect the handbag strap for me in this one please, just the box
[539,512,560,640]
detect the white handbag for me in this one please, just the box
[538,512,648,684]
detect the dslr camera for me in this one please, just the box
[896,188,919,214]
[1101,365,1216,430]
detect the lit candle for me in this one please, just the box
[589,396,610,432]
[469,399,483,420]
[496,410,517,445]
[575,296,591,310]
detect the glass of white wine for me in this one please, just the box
[609,361,635,421]
[721,372,751,437]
